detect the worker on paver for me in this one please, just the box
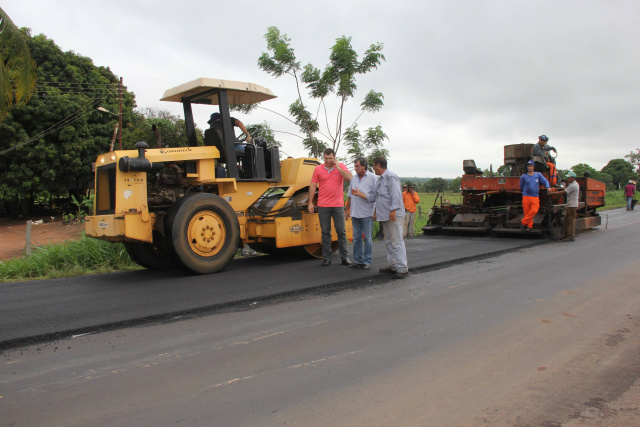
[533,135,558,186]
[520,160,551,231]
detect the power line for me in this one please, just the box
[0,93,114,156]
[34,81,119,87]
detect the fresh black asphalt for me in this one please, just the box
[0,233,545,350]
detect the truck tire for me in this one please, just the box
[167,193,240,274]
[124,233,174,270]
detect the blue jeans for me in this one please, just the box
[627,196,633,210]
[318,207,349,261]
[352,216,373,265]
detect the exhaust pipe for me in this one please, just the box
[118,141,165,172]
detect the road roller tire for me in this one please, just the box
[166,193,240,274]
[124,232,174,270]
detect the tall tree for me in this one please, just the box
[344,124,389,170]
[568,163,614,189]
[0,7,36,120]
[425,177,449,193]
[257,26,386,158]
[601,159,636,190]
[0,32,135,216]
[449,177,462,193]
[624,149,640,175]
[245,121,282,149]
[122,107,202,149]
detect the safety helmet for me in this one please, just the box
[539,135,549,142]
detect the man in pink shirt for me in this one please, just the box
[624,180,636,211]
[308,148,353,266]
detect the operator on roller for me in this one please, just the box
[520,160,551,231]
[207,112,252,143]
[533,134,558,186]
[208,112,256,256]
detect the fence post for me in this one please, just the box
[25,220,32,256]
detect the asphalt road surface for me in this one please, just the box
[0,232,541,348]
[2,208,639,427]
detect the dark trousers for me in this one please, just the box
[318,206,349,261]
[563,207,577,239]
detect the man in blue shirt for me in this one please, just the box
[345,157,377,270]
[373,157,408,279]
[520,160,551,231]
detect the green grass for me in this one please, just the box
[601,189,627,210]
[0,233,141,283]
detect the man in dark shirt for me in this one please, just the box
[533,135,558,186]
[208,112,252,143]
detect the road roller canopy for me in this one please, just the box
[160,78,277,105]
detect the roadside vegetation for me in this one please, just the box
[0,235,140,283]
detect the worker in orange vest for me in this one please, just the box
[402,183,420,237]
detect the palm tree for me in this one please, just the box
[0,7,36,120]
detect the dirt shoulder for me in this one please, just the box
[0,217,85,261]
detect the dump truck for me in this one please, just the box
[85,78,351,274]
[423,143,605,238]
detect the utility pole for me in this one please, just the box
[118,77,123,150]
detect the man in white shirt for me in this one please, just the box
[373,156,408,279]
[561,171,579,242]
[345,157,377,269]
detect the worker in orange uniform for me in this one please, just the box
[519,160,551,231]
[402,183,420,237]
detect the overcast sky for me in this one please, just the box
[5,0,639,178]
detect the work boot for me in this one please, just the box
[379,266,396,273]
[392,271,409,279]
